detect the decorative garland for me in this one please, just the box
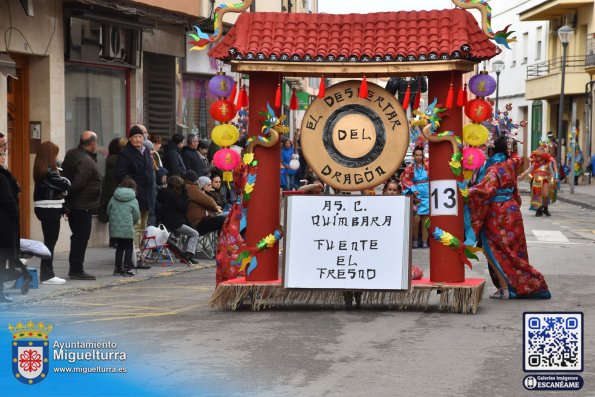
[216,104,289,280]
[425,219,481,269]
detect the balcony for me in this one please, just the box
[586,33,595,72]
[525,55,590,100]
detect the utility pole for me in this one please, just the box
[570,99,577,194]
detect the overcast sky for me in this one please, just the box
[317,0,456,13]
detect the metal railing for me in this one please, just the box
[526,55,586,79]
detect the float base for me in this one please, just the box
[209,277,485,314]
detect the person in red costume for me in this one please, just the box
[518,147,557,217]
[468,136,551,299]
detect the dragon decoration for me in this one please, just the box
[188,0,513,52]
[187,0,253,51]
[451,0,517,50]
[412,98,480,269]
[215,104,288,286]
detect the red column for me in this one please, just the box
[427,71,465,283]
[245,72,281,281]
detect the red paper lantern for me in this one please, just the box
[465,99,492,123]
[210,100,237,122]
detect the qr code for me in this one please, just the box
[523,312,583,372]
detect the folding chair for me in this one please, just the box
[195,231,218,259]
[141,234,176,266]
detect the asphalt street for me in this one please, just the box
[1,193,594,397]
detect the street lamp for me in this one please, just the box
[556,25,574,169]
[492,60,505,119]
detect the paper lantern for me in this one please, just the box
[211,124,239,147]
[210,100,237,123]
[463,123,489,146]
[465,99,492,122]
[213,148,241,171]
[468,72,497,97]
[209,74,234,98]
[462,147,486,170]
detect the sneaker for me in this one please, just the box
[69,272,96,280]
[42,276,66,285]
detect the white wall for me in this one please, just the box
[489,0,550,156]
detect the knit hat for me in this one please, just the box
[197,176,212,189]
[144,140,154,151]
[156,167,169,185]
[183,170,199,183]
[129,125,144,138]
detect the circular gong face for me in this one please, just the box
[300,80,409,191]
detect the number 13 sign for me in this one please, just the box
[430,180,458,216]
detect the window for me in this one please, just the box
[536,27,543,60]
[522,32,529,64]
[181,76,220,140]
[64,64,127,174]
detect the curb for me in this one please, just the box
[556,196,595,211]
[1,263,214,308]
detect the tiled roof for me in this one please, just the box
[209,9,498,63]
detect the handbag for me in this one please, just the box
[144,224,169,247]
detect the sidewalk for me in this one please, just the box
[1,246,215,306]
[519,178,595,211]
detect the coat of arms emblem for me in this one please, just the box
[9,320,52,385]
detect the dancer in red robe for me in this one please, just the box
[468,137,551,299]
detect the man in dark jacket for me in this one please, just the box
[61,131,103,280]
[162,134,186,177]
[181,134,202,176]
[115,125,154,269]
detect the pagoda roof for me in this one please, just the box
[209,9,498,72]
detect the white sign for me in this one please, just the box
[283,195,411,290]
[429,179,458,216]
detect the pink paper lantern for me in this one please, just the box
[213,148,241,171]
[462,147,486,170]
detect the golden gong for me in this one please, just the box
[300,80,409,191]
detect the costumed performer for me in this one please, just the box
[468,136,551,299]
[400,146,430,248]
[518,147,556,217]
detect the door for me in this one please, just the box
[6,55,30,238]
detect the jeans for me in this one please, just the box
[114,238,134,270]
[285,174,296,191]
[34,207,62,281]
[175,224,199,254]
[67,209,92,274]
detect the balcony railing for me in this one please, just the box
[526,55,586,79]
